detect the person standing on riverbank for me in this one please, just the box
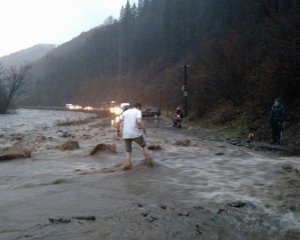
[116,102,153,170]
[269,98,286,145]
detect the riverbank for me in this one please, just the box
[180,113,300,156]
[160,114,297,156]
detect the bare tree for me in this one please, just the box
[0,64,31,114]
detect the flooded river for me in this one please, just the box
[0,109,299,239]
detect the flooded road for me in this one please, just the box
[0,109,299,239]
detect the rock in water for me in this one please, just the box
[72,216,96,221]
[148,144,161,150]
[227,201,256,208]
[175,139,191,146]
[0,147,31,161]
[282,163,300,175]
[89,143,116,155]
[49,218,71,224]
[59,140,80,151]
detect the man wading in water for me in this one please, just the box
[116,102,153,170]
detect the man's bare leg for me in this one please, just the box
[143,147,154,166]
[122,152,132,170]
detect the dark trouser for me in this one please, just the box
[124,135,147,153]
[271,122,282,144]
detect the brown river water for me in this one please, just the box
[0,109,299,239]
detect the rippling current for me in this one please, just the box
[0,109,299,239]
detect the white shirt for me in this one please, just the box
[120,108,142,139]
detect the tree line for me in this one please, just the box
[23,0,299,123]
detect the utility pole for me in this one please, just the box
[181,64,190,116]
[159,85,162,110]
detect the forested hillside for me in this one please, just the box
[24,0,300,127]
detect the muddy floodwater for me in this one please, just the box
[0,109,300,240]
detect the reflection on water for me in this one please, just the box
[111,116,119,128]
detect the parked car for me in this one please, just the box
[142,106,161,117]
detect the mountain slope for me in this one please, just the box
[0,44,56,67]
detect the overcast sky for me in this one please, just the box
[0,0,137,57]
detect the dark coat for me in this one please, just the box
[269,104,286,124]
[176,109,184,118]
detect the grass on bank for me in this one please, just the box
[176,105,300,154]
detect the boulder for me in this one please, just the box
[60,132,73,138]
[10,134,24,141]
[60,140,80,151]
[175,139,191,146]
[282,163,300,175]
[148,144,161,150]
[89,143,116,155]
[227,200,256,209]
[0,147,31,161]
